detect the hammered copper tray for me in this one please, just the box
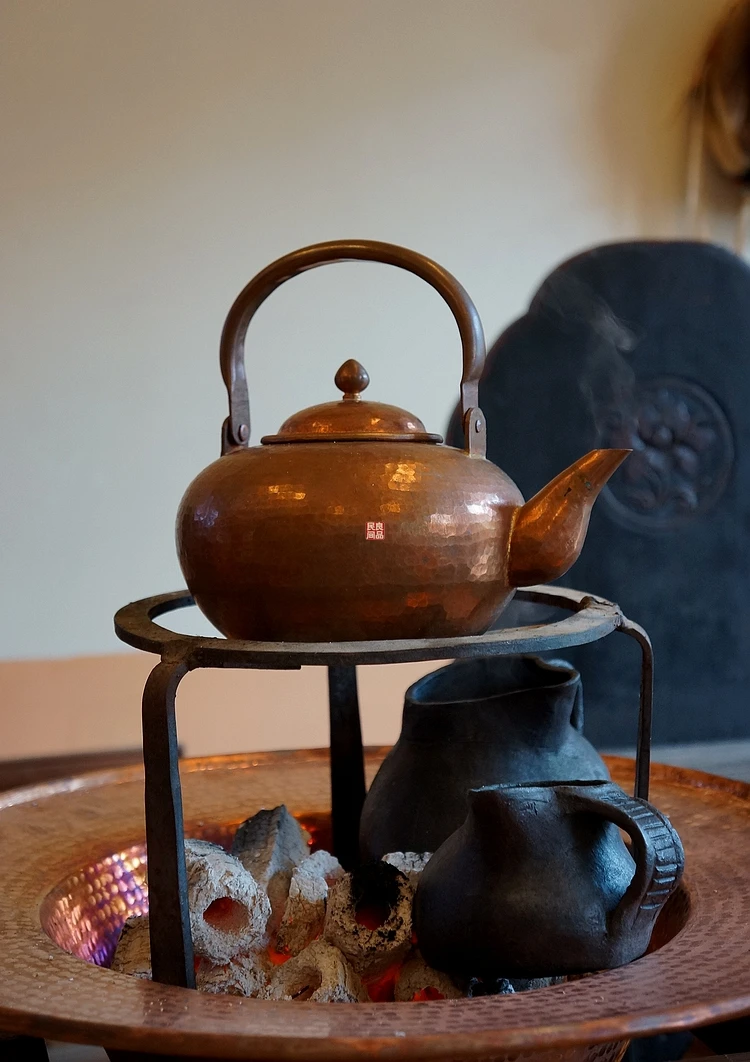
[1,750,749,1062]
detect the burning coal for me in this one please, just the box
[112,806,563,1002]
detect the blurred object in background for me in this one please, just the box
[0,749,143,793]
[687,0,750,248]
[449,240,750,748]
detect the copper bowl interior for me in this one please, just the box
[4,752,750,1062]
[39,810,690,974]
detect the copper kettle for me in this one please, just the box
[177,240,628,642]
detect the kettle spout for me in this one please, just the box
[507,449,630,587]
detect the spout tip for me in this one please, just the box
[507,447,631,588]
[592,446,632,459]
[582,447,631,482]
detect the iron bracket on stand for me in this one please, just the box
[115,583,653,991]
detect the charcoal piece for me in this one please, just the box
[196,952,269,996]
[394,951,463,1001]
[264,939,368,1003]
[466,976,515,997]
[111,914,151,979]
[232,805,310,929]
[184,838,270,963]
[382,851,432,888]
[323,862,412,978]
[276,850,344,956]
[509,975,566,991]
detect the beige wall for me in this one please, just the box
[0,0,731,759]
[0,653,435,759]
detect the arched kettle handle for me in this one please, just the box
[219,239,487,456]
[560,782,684,937]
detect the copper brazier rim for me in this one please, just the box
[2,752,750,1058]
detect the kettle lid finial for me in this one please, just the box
[334,359,370,401]
[261,360,443,445]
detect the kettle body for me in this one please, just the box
[177,240,628,642]
[359,656,609,859]
[177,440,522,642]
[414,780,684,978]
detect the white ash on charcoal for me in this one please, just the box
[323,862,413,978]
[394,950,463,1001]
[232,805,310,931]
[111,914,151,979]
[264,939,368,1003]
[276,850,344,957]
[184,838,270,963]
[113,813,568,1003]
[382,851,432,889]
[195,953,269,997]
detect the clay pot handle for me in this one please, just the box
[560,782,684,937]
[218,239,487,457]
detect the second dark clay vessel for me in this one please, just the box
[414,780,685,978]
[359,655,609,861]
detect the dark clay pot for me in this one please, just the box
[359,655,609,861]
[414,779,684,979]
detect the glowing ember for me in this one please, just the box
[267,943,292,966]
[364,962,401,1002]
[412,986,445,1001]
[355,902,389,931]
[108,809,564,1003]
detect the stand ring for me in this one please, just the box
[113,584,652,990]
[115,585,623,667]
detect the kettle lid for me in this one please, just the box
[261,359,443,444]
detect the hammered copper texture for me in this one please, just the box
[176,441,629,644]
[40,824,238,969]
[41,843,148,967]
[1,751,750,1061]
[263,358,441,443]
[176,441,523,642]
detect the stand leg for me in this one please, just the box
[618,619,653,802]
[327,665,366,870]
[142,655,195,988]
